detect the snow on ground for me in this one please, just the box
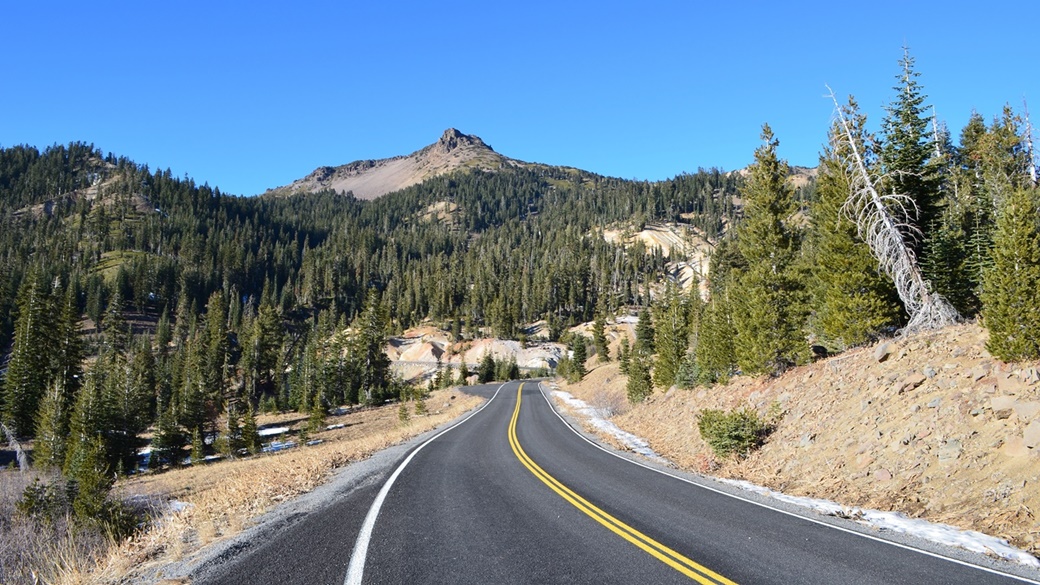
[258,426,289,437]
[718,478,1040,568]
[550,388,1040,569]
[551,390,667,464]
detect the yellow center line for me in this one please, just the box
[507,384,739,585]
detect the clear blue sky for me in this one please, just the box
[3,1,1037,196]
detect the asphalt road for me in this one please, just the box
[194,381,1040,585]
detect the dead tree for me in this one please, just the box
[827,88,960,333]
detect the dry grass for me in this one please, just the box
[51,389,481,584]
[558,324,1040,558]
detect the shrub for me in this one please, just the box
[697,407,774,458]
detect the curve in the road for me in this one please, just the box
[534,382,1040,585]
[508,383,737,585]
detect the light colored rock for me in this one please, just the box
[875,468,892,481]
[898,373,927,394]
[1024,420,1040,449]
[874,342,893,363]
[938,440,961,461]
[991,395,1017,412]
[923,365,937,379]
[1012,401,1040,421]
[927,398,941,409]
[1001,436,1031,457]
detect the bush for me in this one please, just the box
[697,408,774,458]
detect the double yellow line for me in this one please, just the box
[507,384,738,585]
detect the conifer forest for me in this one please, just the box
[1,50,1039,534]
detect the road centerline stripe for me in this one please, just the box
[508,384,737,585]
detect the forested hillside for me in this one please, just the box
[0,141,739,478]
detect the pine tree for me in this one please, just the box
[67,435,113,523]
[2,271,55,437]
[879,47,939,262]
[190,428,205,465]
[626,354,653,403]
[151,401,185,468]
[241,403,261,455]
[652,281,689,389]
[810,101,902,349]
[456,359,470,386]
[618,337,631,374]
[571,335,588,379]
[732,124,808,375]
[592,300,610,362]
[478,351,496,383]
[981,187,1040,360]
[32,378,71,469]
[634,308,655,355]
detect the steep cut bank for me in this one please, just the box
[560,322,1040,559]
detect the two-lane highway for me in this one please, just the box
[195,382,1039,584]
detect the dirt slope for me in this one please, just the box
[263,128,516,200]
[560,322,1040,558]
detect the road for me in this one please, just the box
[195,381,1039,585]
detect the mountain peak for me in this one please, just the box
[435,128,493,153]
[265,129,511,200]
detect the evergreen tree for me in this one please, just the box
[592,300,610,362]
[348,290,392,404]
[32,378,71,469]
[190,428,205,465]
[65,364,117,475]
[732,125,808,375]
[2,271,55,437]
[634,308,655,355]
[241,403,261,455]
[626,354,653,403]
[151,401,185,467]
[66,435,113,522]
[981,187,1040,360]
[810,100,902,349]
[570,335,588,379]
[879,47,939,263]
[456,359,470,385]
[651,281,689,389]
[477,351,496,383]
[618,337,631,374]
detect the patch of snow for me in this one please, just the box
[551,390,667,464]
[326,423,346,430]
[169,500,193,513]
[305,439,324,446]
[556,387,1040,569]
[263,440,297,453]
[258,426,290,437]
[615,315,639,325]
[716,478,1040,568]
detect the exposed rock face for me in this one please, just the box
[263,128,515,200]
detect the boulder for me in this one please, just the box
[874,342,894,363]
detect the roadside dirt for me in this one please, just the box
[560,322,1040,559]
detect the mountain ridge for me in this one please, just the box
[263,128,519,200]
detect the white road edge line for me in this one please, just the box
[536,382,1040,585]
[344,382,508,585]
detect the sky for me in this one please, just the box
[3,1,1037,196]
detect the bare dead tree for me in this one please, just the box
[1024,100,1038,186]
[827,87,960,333]
[1,422,30,471]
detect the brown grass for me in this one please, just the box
[557,324,1040,558]
[56,389,481,584]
